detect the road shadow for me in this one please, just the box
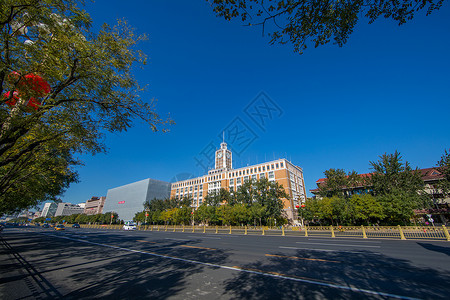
[418,242,450,256]
[222,248,450,299]
[1,229,230,299]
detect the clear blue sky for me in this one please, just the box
[60,0,450,205]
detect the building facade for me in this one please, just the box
[84,196,106,215]
[41,202,58,218]
[170,142,306,222]
[54,203,85,217]
[103,178,171,222]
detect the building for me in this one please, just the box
[41,202,58,218]
[103,178,171,222]
[310,167,449,204]
[170,141,307,222]
[84,196,106,215]
[54,203,85,217]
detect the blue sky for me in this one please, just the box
[60,0,450,205]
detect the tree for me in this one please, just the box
[369,151,424,196]
[209,0,445,53]
[318,168,348,198]
[0,0,172,215]
[436,149,450,200]
[349,194,384,225]
[253,177,287,222]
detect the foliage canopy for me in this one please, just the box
[209,0,445,53]
[0,0,172,214]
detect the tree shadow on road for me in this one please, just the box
[418,242,450,256]
[222,248,450,299]
[1,230,230,299]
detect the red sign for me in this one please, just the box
[118,201,125,204]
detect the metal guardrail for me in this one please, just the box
[73,224,450,241]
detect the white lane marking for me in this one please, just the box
[188,236,221,240]
[37,232,415,300]
[297,242,381,248]
[280,246,372,254]
[308,238,382,244]
[164,238,190,241]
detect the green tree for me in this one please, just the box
[436,149,450,201]
[349,194,384,225]
[209,0,444,54]
[318,168,348,198]
[370,151,425,196]
[253,178,287,222]
[0,0,172,215]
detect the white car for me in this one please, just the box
[123,222,137,231]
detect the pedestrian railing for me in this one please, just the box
[73,224,450,241]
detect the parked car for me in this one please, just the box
[123,222,137,231]
[42,223,50,228]
[72,223,80,228]
[55,224,65,231]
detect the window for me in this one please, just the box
[230,178,234,185]
[262,166,265,171]
[190,186,193,191]
[281,162,284,167]
[269,171,275,179]
[244,176,249,182]
[239,171,242,176]
[260,173,265,179]
[200,185,203,190]
[246,169,249,174]
[194,186,198,191]
[252,174,257,182]
[271,164,274,170]
[237,177,242,184]
[258,167,261,172]
[250,168,253,174]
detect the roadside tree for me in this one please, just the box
[0,0,171,215]
[209,0,445,54]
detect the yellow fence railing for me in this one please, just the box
[63,223,450,241]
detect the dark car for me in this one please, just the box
[42,223,50,228]
[72,223,80,228]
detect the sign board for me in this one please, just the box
[118,201,125,204]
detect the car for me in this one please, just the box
[123,222,137,231]
[55,224,65,231]
[72,223,80,228]
[42,223,50,228]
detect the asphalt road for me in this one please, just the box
[1,226,449,299]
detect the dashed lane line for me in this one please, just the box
[297,242,381,248]
[179,245,217,251]
[265,254,340,263]
[37,232,417,300]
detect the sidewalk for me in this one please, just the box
[0,230,60,300]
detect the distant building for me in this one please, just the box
[103,179,171,221]
[84,196,106,215]
[54,203,85,217]
[41,202,58,218]
[170,141,306,222]
[33,211,41,219]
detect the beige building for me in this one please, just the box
[84,196,106,215]
[170,142,306,222]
